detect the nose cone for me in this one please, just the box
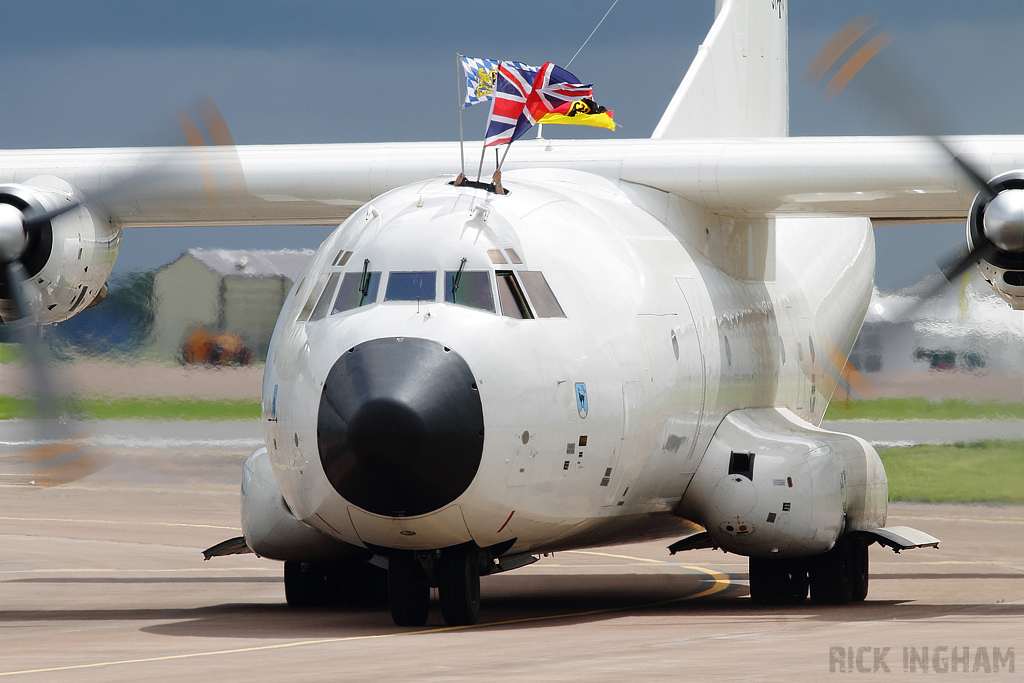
[317,337,484,517]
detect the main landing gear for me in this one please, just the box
[748,535,869,605]
[283,559,388,608]
[388,543,483,627]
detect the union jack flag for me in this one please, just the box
[483,61,541,147]
[510,63,593,143]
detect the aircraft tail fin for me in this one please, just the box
[652,0,788,139]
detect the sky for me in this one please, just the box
[1,1,1023,290]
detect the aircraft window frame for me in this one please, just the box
[504,248,523,265]
[444,270,495,313]
[297,273,331,321]
[384,271,438,302]
[332,250,353,267]
[309,272,341,321]
[518,270,566,318]
[332,271,381,314]
[487,249,508,265]
[495,271,533,319]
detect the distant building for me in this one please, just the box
[848,278,1024,378]
[150,248,312,361]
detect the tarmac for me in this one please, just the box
[0,424,1022,681]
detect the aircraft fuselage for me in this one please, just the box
[261,169,882,559]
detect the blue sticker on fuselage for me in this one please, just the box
[271,385,278,420]
[575,382,588,418]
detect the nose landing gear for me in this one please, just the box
[387,543,483,627]
[388,552,431,626]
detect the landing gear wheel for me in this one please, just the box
[810,537,854,605]
[388,552,430,626]
[439,544,481,626]
[284,561,326,607]
[749,557,808,604]
[848,537,869,602]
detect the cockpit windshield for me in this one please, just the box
[333,271,381,314]
[445,270,494,313]
[385,272,437,301]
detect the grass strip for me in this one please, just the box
[879,440,1024,505]
[825,397,1023,422]
[0,395,261,421]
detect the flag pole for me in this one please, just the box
[476,141,487,182]
[477,73,496,182]
[499,140,512,170]
[456,53,466,176]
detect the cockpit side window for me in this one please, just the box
[444,270,494,313]
[385,272,437,302]
[332,271,381,314]
[309,273,341,321]
[297,273,331,321]
[518,271,566,318]
[496,271,533,319]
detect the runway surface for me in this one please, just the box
[1,426,1022,681]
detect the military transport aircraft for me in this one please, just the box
[2,0,1022,627]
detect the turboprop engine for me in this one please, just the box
[968,171,1024,309]
[0,176,119,325]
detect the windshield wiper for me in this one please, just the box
[451,257,467,301]
[359,258,370,302]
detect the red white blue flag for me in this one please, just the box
[483,61,541,147]
[510,63,593,143]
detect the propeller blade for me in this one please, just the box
[807,16,998,202]
[938,240,998,284]
[4,261,56,419]
[21,195,84,227]
[5,260,36,322]
[928,136,996,204]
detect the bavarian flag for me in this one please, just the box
[539,98,615,131]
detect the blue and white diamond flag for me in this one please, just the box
[461,56,501,108]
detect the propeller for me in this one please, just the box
[1,96,242,487]
[805,16,1024,306]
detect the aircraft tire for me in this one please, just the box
[438,544,481,626]
[810,538,854,605]
[848,537,869,602]
[284,561,325,607]
[388,552,430,626]
[749,557,808,604]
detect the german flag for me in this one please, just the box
[539,98,615,131]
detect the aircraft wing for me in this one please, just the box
[2,135,1024,228]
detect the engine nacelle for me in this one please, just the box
[969,171,1024,310]
[678,408,887,559]
[241,446,367,562]
[0,176,120,325]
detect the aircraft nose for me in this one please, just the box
[317,337,484,517]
